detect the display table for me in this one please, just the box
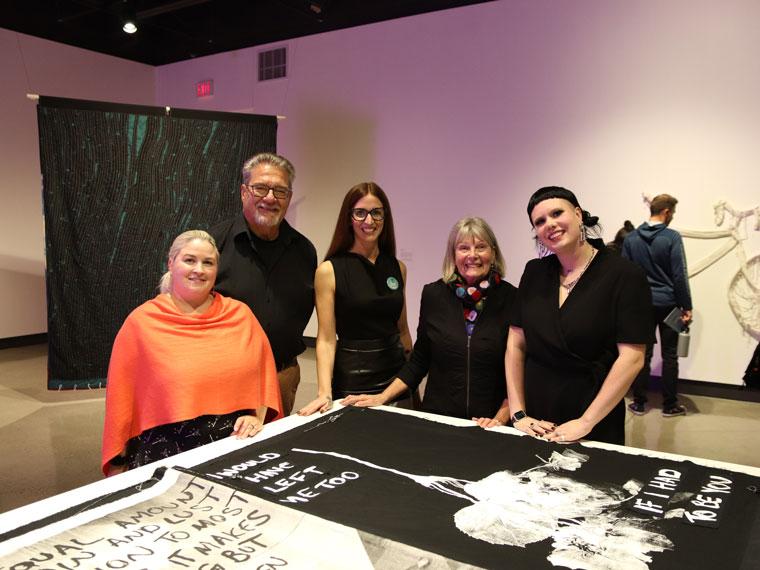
[1,405,759,569]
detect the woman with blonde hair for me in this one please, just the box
[102,230,282,476]
[343,217,516,426]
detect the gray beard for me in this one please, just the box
[253,210,283,228]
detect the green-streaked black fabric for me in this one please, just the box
[37,96,276,389]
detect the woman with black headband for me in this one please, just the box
[506,186,654,445]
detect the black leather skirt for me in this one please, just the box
[332,334,406,399]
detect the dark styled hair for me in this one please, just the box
[324,182,397,260]
[526,186,600,230]
[614,220,635,245]
[650,194,678,216]
[607,220,635,253]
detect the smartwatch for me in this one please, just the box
[510,410,527,423]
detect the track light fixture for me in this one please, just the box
[121,0,138,34]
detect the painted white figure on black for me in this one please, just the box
[292,447,675,569]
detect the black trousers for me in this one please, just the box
[632,305,680,407]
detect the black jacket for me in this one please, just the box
[397,279,516,419]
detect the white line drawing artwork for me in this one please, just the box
[292,447,675,569]
[643,195,760,340]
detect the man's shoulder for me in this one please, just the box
[208,215,245,246]
[661,226,683,239]
[281,221,317,258]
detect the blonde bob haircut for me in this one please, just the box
[441,217,506,282]
[158,230,219,294]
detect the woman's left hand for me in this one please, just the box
[232,415,263,439]
[297,395,334,416]
[473,399,510,429]
[543,418,592,444]
[472,417,506,429]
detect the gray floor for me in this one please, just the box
[1,343,759,514]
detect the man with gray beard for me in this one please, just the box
[211,153,317,416]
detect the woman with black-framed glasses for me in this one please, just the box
[298,182,414,415]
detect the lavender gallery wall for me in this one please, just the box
[155,0,760,386]
[0,29,155,339]
[4,0,760,387]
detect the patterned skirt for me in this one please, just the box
[126,409,248,469]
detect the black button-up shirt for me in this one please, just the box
[210,214,317,369]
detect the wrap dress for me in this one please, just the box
[512,247,654,444]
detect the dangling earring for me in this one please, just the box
[536,240,551,258]
[579,224,587,245]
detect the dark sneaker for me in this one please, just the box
[662,405,686,417]
[628,401,646,415]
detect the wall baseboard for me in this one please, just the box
[0,333,47,350]
[649,375,760,403]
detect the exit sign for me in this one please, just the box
[196,79,214,97]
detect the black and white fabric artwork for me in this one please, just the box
[193,407,760,569]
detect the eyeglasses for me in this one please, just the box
[245,183,291,200]
[351,208,385,222]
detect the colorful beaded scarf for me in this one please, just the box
[447,271,501,336]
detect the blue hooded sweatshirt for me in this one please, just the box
[622,222,692,310]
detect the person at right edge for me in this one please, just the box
[622,193,693,417]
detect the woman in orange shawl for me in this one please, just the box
[101,230,282,476]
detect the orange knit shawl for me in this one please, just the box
[101,293,282,474]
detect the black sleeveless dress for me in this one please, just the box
[330,252,406,398]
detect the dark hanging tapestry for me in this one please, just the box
[37,96,277,389]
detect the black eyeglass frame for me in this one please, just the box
[245,183,292,200]
[351,207,385,222]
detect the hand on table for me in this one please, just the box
[473,401,510,429]
[341,393,386,408]
[472,416,506,429]
[232,415,263,439]
[543,418,592,444]
[512,415,556,437]
[297,395,334,416]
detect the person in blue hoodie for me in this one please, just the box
[622,194,693,417]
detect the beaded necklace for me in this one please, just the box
[561,248,597,292]
[447,271,501,336]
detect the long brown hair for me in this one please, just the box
[324,182,397,260]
